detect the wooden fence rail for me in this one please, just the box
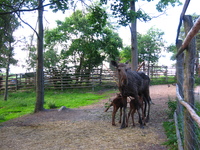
[176,84,200,128]
[0,66,176,92]
[175,3,200,148]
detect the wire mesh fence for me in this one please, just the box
[175,12,200,150]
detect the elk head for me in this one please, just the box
[111,60,130,86]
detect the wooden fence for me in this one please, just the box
[0,65,175,93]
[0,69,116,92]
[175,0,200,149]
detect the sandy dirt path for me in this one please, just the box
[0,85,176,150]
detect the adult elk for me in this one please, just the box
[111,61,145,128]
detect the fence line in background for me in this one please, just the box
[0,65,176,92]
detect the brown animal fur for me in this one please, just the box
[111,61,145,128]
[105,93,123,126]
[105,94,143,127]
[127,96,144,127]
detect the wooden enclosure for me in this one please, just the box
[0,65,175,93]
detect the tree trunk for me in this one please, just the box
[34,0,44,113]
[130,0,138,71]
[4,40,12,101]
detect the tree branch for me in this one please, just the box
[0,3,52,15]
[175,0,190,44]
[15,12,39,39]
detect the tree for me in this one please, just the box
[120,27,165,69]
[34,0,72,112]
[34,0,44,112]
[100,0,181,70]
[138,27,165,65]
[0,0,72,112]
[44,8,122,74]
[0,1,20,101]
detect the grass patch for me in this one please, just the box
[0,88,117,123]
[151,76,176,85]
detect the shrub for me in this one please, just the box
[162,97,178,150]
[166,97,177,119]
[47,101,57,109]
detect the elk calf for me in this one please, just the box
[105,94,140,127]
[127,96,144,127]
[105,93,124,126]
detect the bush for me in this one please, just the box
[163,121,178,150]
[47,101,57,109]
[162,97,178,150]
[166,97,177,119]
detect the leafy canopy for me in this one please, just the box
[43,6,122,72]
[100,0,182,26]
[120,27,165,64]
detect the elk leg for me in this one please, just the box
[120,96,127,129]
[131,108,136,127]
[136,96,144,128]
[145,96,151,123]
[112,106,118,126]
[119,107,122,123]
[127,106,132,127]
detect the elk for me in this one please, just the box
[105,94,139,127]
[111,60,145,128]
[104,93,123,126]
[127,96,144,127]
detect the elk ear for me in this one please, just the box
[111,60,118,67]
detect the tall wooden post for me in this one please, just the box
[130,0,138,71]
[176,40,184,133]
[183,15,196,150]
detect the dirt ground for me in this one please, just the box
[0,85,176,150]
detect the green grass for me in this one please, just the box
[0,88,116,123]
[151,76,176,85]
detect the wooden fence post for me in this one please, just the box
[176,40,184,116]
[15,74,18,90]
[183,15,196,150]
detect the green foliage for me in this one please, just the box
[162,97,178,150]
[120,27,166,64]
[0,88,116,123]
[163,121,178,150]
[166,44,176,61]
[49,0,71,13]
[0,0,20,69]
[156,0,182,12]
[166,98,177,119]
[44,6,122,72]
[120,46,131,63]
[87,5,108,33]
[195,75,200,86]
[101,0,182,26]
[138,27,165,64]
[47,101,57,109]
